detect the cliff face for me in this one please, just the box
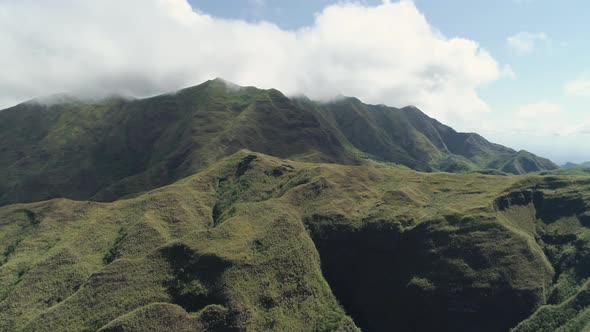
[0,151,584,331]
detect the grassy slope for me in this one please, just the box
[0,150,586,331]
[538,168,590,177]
[0,151,357,332]
[0,79,356,207]
[0,79,557,207]
[298,97,558,174]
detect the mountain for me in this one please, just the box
[562,161,590,168]
[298,97,557,174]
[0,79,586,332]
[1,150,589,331]
[0,78,558,206]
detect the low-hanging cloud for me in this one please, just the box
[0,0,508,129]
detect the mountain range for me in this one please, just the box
[562,161,590,169]
[2,79,589,332]
[0,78,557,207]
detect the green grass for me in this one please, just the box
[538,168,590,177]
[0,79,557,207]
[0,78,582,332]
[0,150,587,331]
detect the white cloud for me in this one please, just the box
[476,101,590,164]
[511,102,564,135]
[501,65,517,79]
[503,101,590,138]
[514,102,562,119]
[507,32,548,55]
[565,78,590,97]
[0,0,508,129]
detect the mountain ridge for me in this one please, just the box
[0,150,588,331]
[0,78,558,207]
[562,161,590,169]
[2,79,590,332]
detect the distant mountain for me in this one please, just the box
[297,97,557,174]
[1,79,589,332]
[0,78,558,206]
[562,161,590,168]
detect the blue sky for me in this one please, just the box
[2,0,589,163]
[188,0,590,163]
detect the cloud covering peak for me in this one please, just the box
[0,0,507,129]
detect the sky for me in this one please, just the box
[1,0,589,163]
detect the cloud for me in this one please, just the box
[504,101,590,138]
[501,65,517,79]
[514,102,561,119]
[476,101,590,164]
[0,0,507,129]
[511,102,564,135]
[565,78,590,97]
[507,32,548,55]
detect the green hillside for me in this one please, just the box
[0,150,588,331]
[301,98,556,173]
[538,168,590,177]
[0,79,557,207]
[2,79,579,331]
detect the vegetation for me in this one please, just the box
[538,168,590,177]
[0,150,587,331]
[0,79,557,206]
[562,162,590,169]
[1,79,586,331]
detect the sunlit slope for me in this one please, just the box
[0,79,355,207]
[1,151,585,331]
[0,79,557,207]
[296,96,557,174]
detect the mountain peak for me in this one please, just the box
[0,79,559,206]
[209,77,242,89]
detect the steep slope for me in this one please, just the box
[499,150,559,175]
[497,179,590,331]
[0,79,557,207]
[0,151,359,332]
[0,150,586,331]
[299,97,558,174]
[0,79,355,206]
